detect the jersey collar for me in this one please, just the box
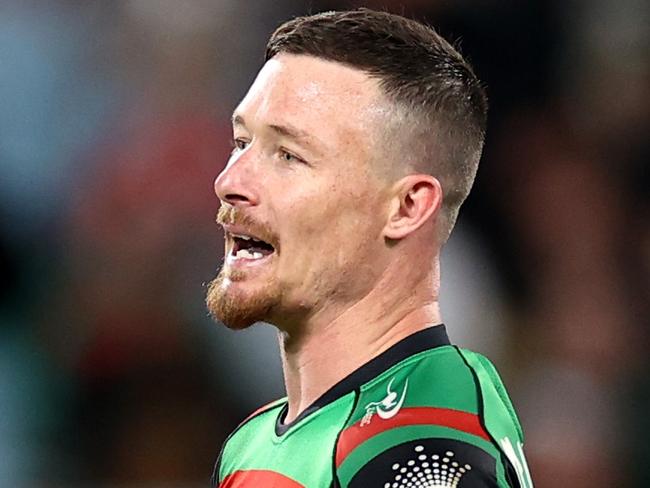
[276,324,450,436]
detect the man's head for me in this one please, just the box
[206,9,487,330]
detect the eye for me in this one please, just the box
[231,138,249,153]
[279,148,305,164]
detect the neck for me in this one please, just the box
[278,258,442,423]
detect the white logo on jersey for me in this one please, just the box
[386,445,472,488]
[499,436,533,488]
[361,377,409,426]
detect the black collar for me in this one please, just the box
[276,324,451,436]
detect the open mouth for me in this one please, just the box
[229,233,276,261]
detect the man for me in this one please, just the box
[206,8,532,488]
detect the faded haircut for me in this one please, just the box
[265,8,488,242]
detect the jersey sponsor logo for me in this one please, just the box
[384,444,472,488]
[361,377,409,426]
[499,437,533,488]
[220,469,304,488]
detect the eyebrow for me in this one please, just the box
[232,114,325,152]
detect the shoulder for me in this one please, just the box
[226,397,286,444]
[338,438,502,487]
[212,398,286,486]
[334,346,531,487]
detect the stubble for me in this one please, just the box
[205,205,282,329]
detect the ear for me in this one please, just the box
[383,174,443,240]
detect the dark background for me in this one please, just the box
[1,1,648,486]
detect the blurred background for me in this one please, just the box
[0,0,647,487]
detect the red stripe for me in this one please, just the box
[336,407,490,467]
[220,469,304,488]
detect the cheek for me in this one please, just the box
[301,192,380,264]
[274,170,385,264]
[297,190,366,237]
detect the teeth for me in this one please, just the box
[234,248,265,260]
[235,248,254,259]
[232,233,264,243]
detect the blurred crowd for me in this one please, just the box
[0,1,647,487]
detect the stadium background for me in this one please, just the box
[0,0,647,486]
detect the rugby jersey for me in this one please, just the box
[213,325,533,487]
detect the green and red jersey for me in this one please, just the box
[213,325,533,487]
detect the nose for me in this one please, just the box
[214,150,259,207]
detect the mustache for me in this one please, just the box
[216,204,278,248]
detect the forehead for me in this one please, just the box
[234,54,390,152]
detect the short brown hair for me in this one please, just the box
[266,8,488,242]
